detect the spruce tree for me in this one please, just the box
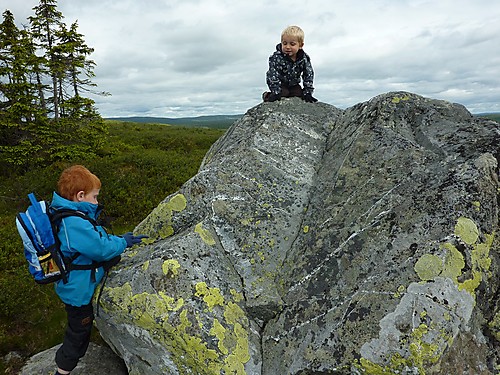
[0,9,47,170]
[28,0,64,120]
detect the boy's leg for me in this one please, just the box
[280,85,290,98]
[287,84,303,98]
[55,303,94,373]
[280,85,303,98]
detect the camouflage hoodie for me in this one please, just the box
[266,43,315,96]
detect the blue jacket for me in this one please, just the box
[266,43,315,96]
[51,192,127,307]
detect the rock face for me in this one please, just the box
[95,92,500,374]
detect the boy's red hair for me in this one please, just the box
[57,165,101,200]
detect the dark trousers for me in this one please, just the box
[263,84,304,102]
[280,84,303,98]
[55,303,94,372]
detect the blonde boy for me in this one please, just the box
[263,25,318,103]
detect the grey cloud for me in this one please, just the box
[3,0,500,117]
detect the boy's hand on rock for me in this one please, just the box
[267,92,281,102]
[303,93,318,103]
[122,232,148,247]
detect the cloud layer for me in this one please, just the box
[5,0,500,117]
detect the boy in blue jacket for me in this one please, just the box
[263,25,318,103]
[52,165,146,375]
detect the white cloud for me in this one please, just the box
[3,0,500,116]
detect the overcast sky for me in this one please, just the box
[4,0,500,118]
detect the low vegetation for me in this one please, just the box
[0,121,226,374]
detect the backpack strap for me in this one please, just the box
[49,208,109,283]
[49,209,98,228]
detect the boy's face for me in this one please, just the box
[281,35,303,60]
[75,188,100,204]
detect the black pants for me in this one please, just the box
[280,84,303,98]
[263,84,303,102]
[55,302,94,372]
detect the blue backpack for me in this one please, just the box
[16,193,99,284]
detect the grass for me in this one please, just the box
[0,121,225,374]
[476,113,500,123]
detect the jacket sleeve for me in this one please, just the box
[302,56,315,95]
[59,216,127,262]
[266,53,283,95]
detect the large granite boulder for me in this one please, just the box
[95,92,500,374]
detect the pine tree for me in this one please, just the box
[0,11,42,136]
[54,21,99,118]
[28,0,64,120]
[0,10,47,170]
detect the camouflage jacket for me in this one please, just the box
[266,43,315,96]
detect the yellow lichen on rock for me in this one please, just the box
[102,280,250,374]
[454,217,479,245]
[413,217,495,298]
[489,312,500,342]
[195,222,216,246]
[162,259,180,277]
[391,95,410,104]
[136,193,187,240]
[414,253,442,281]
[195,282,224,311]
[441,242,465,283]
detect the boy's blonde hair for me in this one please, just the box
[281,25,305,44]
[57,165,101,200]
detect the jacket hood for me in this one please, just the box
[50,191,101,219]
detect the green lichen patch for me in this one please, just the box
[361,216,494,374]
[195,222,216,246]
[413,242,466,284]
[169,194,188,211]
[391,95,410,104]
[413,217,495,298]
[357,320,448,375]
[135,193,187,240]
[195,282,224,311]
[441,242,465,283]
[393,285,406,298]
[414,253,442,281]
[101,280,251,374]
[458,232,494,296]
[454,217,479,245]
[162,259,180,278]
[489,312,500,342]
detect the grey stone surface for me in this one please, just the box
[93,92,500,374]
[19,342,127,375]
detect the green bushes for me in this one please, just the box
[0,121,225,371]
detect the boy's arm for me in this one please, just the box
[60,216,127,262]
[302,57,315,95]
[266,54,283,95]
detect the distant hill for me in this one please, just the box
[475,112,500,123]
[105,115,243,129]
[106,112,499,129]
